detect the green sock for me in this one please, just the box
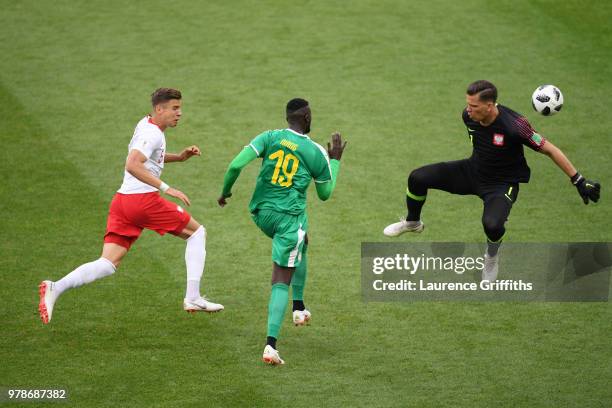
[267,283,289,339]
[291,244,308,301]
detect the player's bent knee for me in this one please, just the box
[189,225,205,239]
[184,217,201,234]
[482,214,504,230]
[101,256,122,269]
[101,243,128,268]
[100,256,120,271]
[180,220,204,240]
[271,263,293,285]
[408,168,429,191]
[482,216,505,237]
[272,276,292,285]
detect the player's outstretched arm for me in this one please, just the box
[218,147,258,207]
[538,140,577,177]
[539,141,601,204]
[126,149,191,206]
[316,132,347,201]
[164,145,201,163]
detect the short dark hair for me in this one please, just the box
[286,98,309,115]
[151,88,182,107]
[466,80,497,102]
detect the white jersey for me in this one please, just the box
[118,116,166,194]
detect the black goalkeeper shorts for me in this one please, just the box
[412,159,519,204]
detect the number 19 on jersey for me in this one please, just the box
[269,149,299,187]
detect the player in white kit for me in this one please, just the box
[38,88,223,324]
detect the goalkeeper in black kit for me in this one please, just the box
[384,80,601,281]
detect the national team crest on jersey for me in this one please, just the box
[493,133,505,146]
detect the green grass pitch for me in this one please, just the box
[1,1,611,407]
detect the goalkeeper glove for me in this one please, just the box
[571,172,601,204]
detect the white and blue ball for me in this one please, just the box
[531,85,564,116]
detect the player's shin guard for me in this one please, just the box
[406,188,426,221]
[54,257,116,296]
[482,215,505,257]
[482,195,511,256]
[406,170,427,221]
[291,244,307,311]
[267,283,289,340]
[486,238,503,257]
[185,226,205,301]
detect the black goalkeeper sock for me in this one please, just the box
[266,336,277,349]
[406,171,427,221]
[487,240,502,257]
[406,195,425,221]
[292,300,305,312]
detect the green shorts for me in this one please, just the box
[251,209,308,268]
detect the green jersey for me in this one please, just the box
[248,128,332,215]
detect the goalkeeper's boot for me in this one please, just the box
[293,309,311,326]
[183,297,224,313]
[383,220,424,237]
[38,280,58,324]
[482,253,499,282]
[262,345,285,365]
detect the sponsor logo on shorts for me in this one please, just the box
[493,133,505,146]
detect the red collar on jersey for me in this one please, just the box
[148,116,164,131]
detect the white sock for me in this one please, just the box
[54,257,116,296]
[185,226,205,301]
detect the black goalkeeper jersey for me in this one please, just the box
[462,104,546,184]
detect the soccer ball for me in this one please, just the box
[531,85,564,116]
